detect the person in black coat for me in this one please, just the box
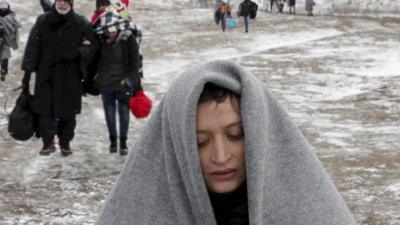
[21,0,97,156]
[91,11,141,155]
[288,0,296,14]
[238,0,258,33]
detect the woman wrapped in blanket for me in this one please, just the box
[95,60,356,225]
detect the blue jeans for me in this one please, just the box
[101,91,130,138]
[220,13,227,31]
[243,15,249,32]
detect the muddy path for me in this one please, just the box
[0,2,399,224]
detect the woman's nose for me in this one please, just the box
[210,138,232,165]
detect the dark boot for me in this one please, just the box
[39,141,56,156]
[0,70,6,82]
[59,139,72,156]
[109,136,117,153]
[119,137,128,156]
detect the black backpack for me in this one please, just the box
[8,90,37,141]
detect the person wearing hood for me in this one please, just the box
[95,60,356,225]
[89,11,141,156]
[21,0,97,156]
[0,2,21,81]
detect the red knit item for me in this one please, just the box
[129,91,152,118]
[121,0,129,7]
[91,9,106,24]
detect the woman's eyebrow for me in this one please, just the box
[196,121,242,133]
[196,130,209,134]
[225,121,242,128]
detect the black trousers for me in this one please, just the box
[1,58,8,74]
[39,114,76,145]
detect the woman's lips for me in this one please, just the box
[210,169,237,181]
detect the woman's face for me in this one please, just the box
[99,4,109,11]
[196,97,246,193]
[105,31,118,39]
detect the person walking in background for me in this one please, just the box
[91,11,141,155]
[217,2,231,32]
[0,2,20,81]
[277,0,286,13]
[21,0,97,156]
[238,0,258,33]
[288,0,295,14]
[269,0,278,13]
[305,0,315,16]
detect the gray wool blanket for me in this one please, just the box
[96,60,356,225]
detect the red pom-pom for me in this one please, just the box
[129,91,152,118]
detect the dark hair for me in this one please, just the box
[0,2,10,17]
[96,0,110,9]
[198,83,240,112]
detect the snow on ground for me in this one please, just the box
[0,0,400,224]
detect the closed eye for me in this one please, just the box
[197,139,210,148]
[227,134,244,140]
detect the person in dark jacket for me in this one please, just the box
[238,0,258,33]
[91,11,141,156]
[288,0,296,14]
[21,0,97,156]
[215,2,231,32]
[0,2,21,81]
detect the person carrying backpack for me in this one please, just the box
[238,0,258,33]
[91,11,141,155]
[217,2,231,32]
[0,2,21,81]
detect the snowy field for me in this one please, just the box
[0,0,400,224]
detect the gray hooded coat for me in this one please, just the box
[96,60,356,225]
[0,12,21,60]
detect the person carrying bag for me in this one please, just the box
[91,11,141,155]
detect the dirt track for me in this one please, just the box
[0,1,399,224]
